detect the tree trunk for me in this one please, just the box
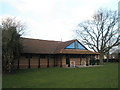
[99,52,104,64]
[106,50,109,62]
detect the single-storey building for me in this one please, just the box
[15,38,99,69]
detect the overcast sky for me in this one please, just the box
[0,0,119,41]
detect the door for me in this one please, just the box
[66,56,70,67]
[70,61,75,67]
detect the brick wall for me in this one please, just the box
[19,56,28,69]
[16,54,93,69]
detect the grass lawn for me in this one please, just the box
[2,63,118,88]
[0,74,2,89]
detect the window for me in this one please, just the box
[66,56,69,64]
[25,54,32,58]
[74,41,78,49]
[66,41,86,50]
[66,42,74,48]
[78,42,85,49]
[40,55,46,58]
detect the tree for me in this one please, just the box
[1,17,25,72]
[75,9,120,63]
[110,47,120,60]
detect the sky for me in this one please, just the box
[0,0,119,41]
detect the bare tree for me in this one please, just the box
[75,9,120,63]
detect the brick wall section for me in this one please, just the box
[56,56,60,67]
[19,56,28,69]
[40,57,47,68]
[16,54,94,69]
[70,58,80,66]
[61,55,66,67]
[88,56,90,65]
[30,55,38,68]
[49,57,54,67]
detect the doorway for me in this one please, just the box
[66,56,70,67]
[70,61,75,67]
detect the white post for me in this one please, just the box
[73,61,75,68]
[118,1,120,54]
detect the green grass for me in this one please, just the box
[2,63,118,88]
[0,74,2,89]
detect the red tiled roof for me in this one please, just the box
[21,38,99,55]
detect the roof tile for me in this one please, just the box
[21,38,99,55]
